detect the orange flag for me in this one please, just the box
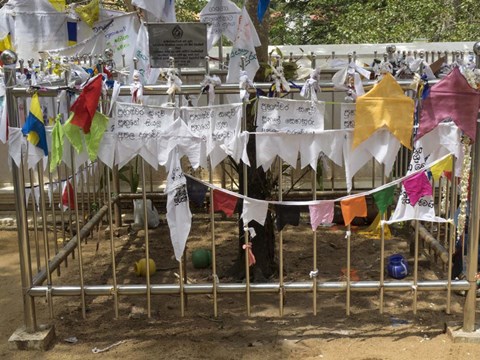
[341,196,367,226]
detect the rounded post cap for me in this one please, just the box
[0,50,18,65]
[473,42,480,56]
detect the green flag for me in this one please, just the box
[85,111,109,161]
[372,185,396,215]
[49,114,64,172]
[63,112,84,154]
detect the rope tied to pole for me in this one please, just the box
[242,242,256,267]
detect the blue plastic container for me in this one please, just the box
[387,254,408,279]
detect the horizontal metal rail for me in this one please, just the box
[28,279,469,297]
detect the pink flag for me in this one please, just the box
[418,67,480,141]
[402,171,433,206]
[309,201,334,230]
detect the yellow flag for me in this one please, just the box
[430,155,453,181]
[0,34,13,52]
[49,0,66,12]
[75,0,100,27]
[353,73,415,150]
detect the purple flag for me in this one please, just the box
[418,67,480,141]
[403,171,433,206]
[309,201,335,230]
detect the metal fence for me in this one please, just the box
[2,43,479,337]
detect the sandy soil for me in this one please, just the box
[1,217,480,360]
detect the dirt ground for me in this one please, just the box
[1,215,480,360]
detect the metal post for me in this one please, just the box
[140,159,152,318]
[2,50,37,332]
[106,168,119,318]
[463,42,480,332]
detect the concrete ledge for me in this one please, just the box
[446,322,480,343]
[8,324,56,351]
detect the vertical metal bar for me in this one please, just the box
[240,56,251,316]
[57,166,67,268]
[179,257,185,317]
[379,216,385,313]
[278,158,284,316]
[447,156,456,314]
[29,168,41,272]
[413,220,419,314]
[37,162,54,318]
[312,169,318,315]
[112,165,122,227]
[106,168,119,318]
[86,162,93,240]
[346,224,351,316]
[80,164,86,243]
[2,50,37,332]
[47,161,60,277]
[140,159,152,318]
[70,153,86,318]
[463,43,480,332]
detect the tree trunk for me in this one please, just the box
[226,2,277,282]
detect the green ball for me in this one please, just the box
[192,249,212,269]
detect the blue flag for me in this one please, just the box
[22,93,48,156]
[257,0,270,23]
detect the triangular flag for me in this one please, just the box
[70,74,103,134]
[75,0,100,27]
[275,204,300,231]
[241,198,268,226]
[257,0,270,22]
[372,185,396,215]
[402,171,433,206]
[212,189,238,217]
[186,177,208,207]
[50,115,64,172]
[61,180,75,210]
[63,112,84,154]
[200,0,241,50]
[309,201,335,230]
[226,6,261,85]
[341,196,367,226]
[418,67,480,142]
[358,213,392,240]
[430,155,453,181]
[353,73,414,149]
[84,112,109,161]
[22,93,48,156]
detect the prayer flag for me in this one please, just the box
[200,0,241,50]
[84,111,109,161]
[186,177,208,207]
[75,0,100,27]
[70,74,103,134]
[275,204,300,231]
[63,112,84,154]
[67,21,77,46]
[226,6,261,85]
[341,196,367,226]
[48,0,66,12]
[257,0,270,22]
[50,115,65,172]
[309,201,335,230]
[241,198,268,226]
[418,67,480,142]
[354,73,414,149]
[22,93,48,156]
[403,171,433,206]
[372,185,396,215]
[61,180,75,210]
[430,155,453,181]
[213,189,238,217]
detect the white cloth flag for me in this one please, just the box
[97,132,116,169]
[241,198,268,226]
[420,122,463,176]
[0,83,7,144]
[7,127,25,170]
[199,0,241,50]
[132,0,176,22]
[343,129,401,193]
[226,6,261,86]
[130,23,161,85]
[165,149,191,261]
[387,140,447,224]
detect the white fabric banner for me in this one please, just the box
[199,0,241,50]
[114,102,176,169]
[226,7,261,87]
[343,129,400,193]
[132,0,176,22]
[340,103,356,129]
[130,23,161,85]
[181,103,243,168]
[241,198,268,226]
[256,97,325,134]
[388,140,447,224]
[0,83,7,144]
[165,149,191,261]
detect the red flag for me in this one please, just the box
[212,190,238,217]
[70,75,103,134]
[61,181,75,210]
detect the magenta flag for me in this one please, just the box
[309,201,335,230]
[403,171,433,206]
[418,67,480,141]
